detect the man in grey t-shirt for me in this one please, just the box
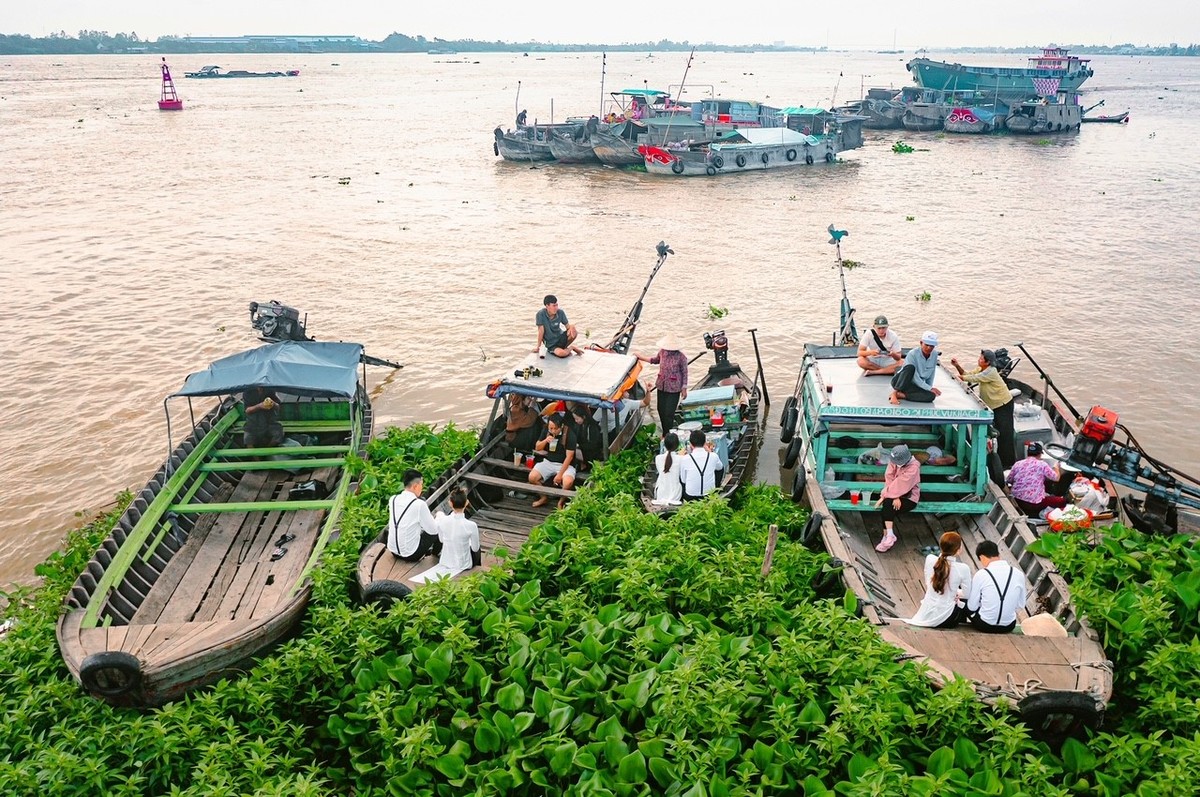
[534,294,582,357]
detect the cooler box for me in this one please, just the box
[678,385,743,425]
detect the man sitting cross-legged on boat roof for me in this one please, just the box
[433,489,481,577]
[530,413,577,509]
[889,330,942,405]
[386,469,443,562]
[965,539,1027,634]
[874,444,922,552]
[857,315,903,376]
[534,294,583,358]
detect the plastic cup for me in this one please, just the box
[850,490,861,505]
[862,491,871,504]
[526,455,535,469]
[548,438,558,452]
[513,452,523,466]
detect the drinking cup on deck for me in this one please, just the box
[548,438,558,452]
[850,490,861,505]
[526,455,535,468]
[513,451,523,467]
[862,490,871,504]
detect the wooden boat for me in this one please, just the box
[493,124,556,161]
[779,228,1112,737]
[640,330,769,514]
[184,65,300,78]
[57,340,377,706]
[355,243,674,605]
[547,122,601,163]
[1082,111,1129,124]
[907,47,1093,105]
[1007,92,1082,134]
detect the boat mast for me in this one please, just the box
[599,52,607,117]
[828,225,858,346]
[667,48,695,140]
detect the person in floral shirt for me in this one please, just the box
[1005,442,1067,517]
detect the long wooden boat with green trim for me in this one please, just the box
[779,228,1112,738]
[57,341,373,706]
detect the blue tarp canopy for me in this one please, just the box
[171,341,364,399]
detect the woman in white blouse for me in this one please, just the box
[905,531,972,628]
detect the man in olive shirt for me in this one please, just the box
[951,349,1016,469]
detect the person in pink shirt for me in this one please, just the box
[875,444,922,552]
[1005,441,1067,517]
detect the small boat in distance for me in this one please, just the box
[184,65,300,79]
[1082,111,1130,124]
[158,58,183,111]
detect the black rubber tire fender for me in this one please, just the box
[79,651,142,697]
[800,511,824,548]
[362,579,412,608]
[1017,691,1103,743]
[805,153,814,165]
[778,396,799,443]
[712,155,724,169]
[760,152,769,165]
[786,148,797,161]
[791,464,808,503]
[736,153,747,168]
[671,159,684,175]
[705,165,716,176]
[782,435,804,470]
[825,151,836,163]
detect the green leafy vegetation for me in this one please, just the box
[892,141,914,154]
[915,291,932,302]
[706,305,730,320]
[3,425,1200,794]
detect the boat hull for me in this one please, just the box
[590,130,644,166]
[643,139,840,177]
[547,133,601,163]
[57,389,371,706]
[907,57,1092,103]
[1007,101,1081,134]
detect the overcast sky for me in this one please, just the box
[7,0,1196,48]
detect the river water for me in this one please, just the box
[1,50,1197,587]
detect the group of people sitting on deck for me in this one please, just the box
[503,395,611,508]
[856,316,1018,471]
[904,532,1028,634]
[384,469,481,577]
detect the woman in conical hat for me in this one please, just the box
[636,334,688,436]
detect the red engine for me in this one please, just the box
[1080,406,1118,444]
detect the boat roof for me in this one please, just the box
[804,345,993,423]
[615,88,668,97]
[172,340,364,399]
[776,106,829,116]
[489,349,642,409]
[644,117,704,129]
[716,128,819,146]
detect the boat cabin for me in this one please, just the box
[692,98,780,127]
[796,345,995,514]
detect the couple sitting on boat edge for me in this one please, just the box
[652,429,722,506]
[905,532,1028,634]
[385,470,481,576]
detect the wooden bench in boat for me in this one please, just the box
[463,472,578,499]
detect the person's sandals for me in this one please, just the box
[274,533,296,547]
[269,546,288,561]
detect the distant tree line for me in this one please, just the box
[1,31,1196,56]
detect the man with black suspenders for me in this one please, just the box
[966,540,1028,633]
[386,469,442,562]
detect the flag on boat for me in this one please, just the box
[638,145,675,165]
[947,108,979,124]
[1032,77,1061,96]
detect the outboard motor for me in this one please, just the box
[249,301,310,342]
[1069,405,1117,467]
[991,347,1019,379]
[703,330,741,381]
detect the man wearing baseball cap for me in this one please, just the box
[888,330,942,405]
[857,315,903,375]
[951,349,1017,469]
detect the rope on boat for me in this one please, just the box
[1070,659,1115,673]
[976,674,1045,701]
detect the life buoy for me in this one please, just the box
[671,159,684,175]
[79,651,142,697]
[825,152,835,163]
[779,396,798,443]
[782,436,804,469]
[705,165,716,176]
[760,152,770,165]
[786,148,797,161]
[805,153,814,165]
[361,579,412,607]
[736,154,746,168]
[712,155,724,169]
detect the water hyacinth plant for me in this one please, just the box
[2,424,1200,794]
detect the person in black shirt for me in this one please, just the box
[529,413,578,509]
[566,403,604,470]
[242,387,284,447]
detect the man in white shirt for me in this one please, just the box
[435,489,481,577]
[966,540,1027,633]
[678,429,721,500]
[387,469,442,561]
[857,315,902,376]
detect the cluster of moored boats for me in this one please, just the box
[493,47,1129,175]
[51,228,1199,741]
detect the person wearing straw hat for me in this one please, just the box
[874,444,922,552]
[636,334,689,435]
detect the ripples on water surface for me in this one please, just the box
[1,52,1198,585]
